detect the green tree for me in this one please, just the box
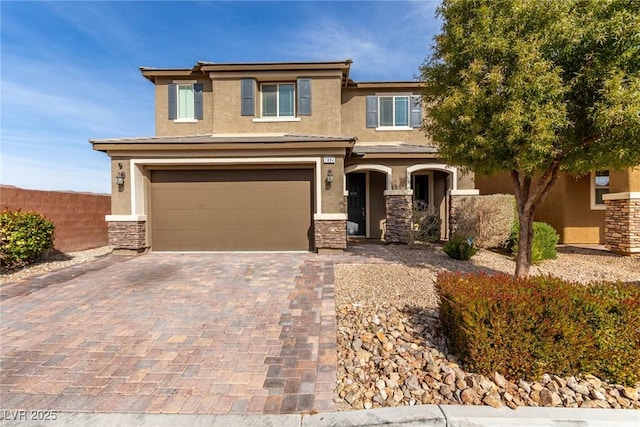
[420,0,640,277]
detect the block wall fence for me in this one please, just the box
[0,185,111,252]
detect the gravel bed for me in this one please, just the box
[334,243,640,410]
[1,246,113,285]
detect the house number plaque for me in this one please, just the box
[323,157,336,164]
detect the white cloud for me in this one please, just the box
[280,2,441,81]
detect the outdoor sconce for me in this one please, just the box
[115,171,126,186]
[326,169,334,184]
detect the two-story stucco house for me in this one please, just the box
[91,59,639,255]
[90,59,475,253]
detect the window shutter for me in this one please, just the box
[366,95,378,128]
[194,83,204,120]
[168,84,177,120]
[410,95,422,128]
[297,78,311,116]
[241,79,255,116]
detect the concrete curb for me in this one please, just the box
[4,406,638,427]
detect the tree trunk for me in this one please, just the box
[510,160,562,278]
[515,206,534,278]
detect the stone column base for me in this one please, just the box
[604,192,640,256]
[107,218,148,253]
[314,215,347,252]
[384,190,413,244]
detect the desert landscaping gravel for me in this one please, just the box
[2,242,638,411]
[334,243,639,411]
[0,246,112,285]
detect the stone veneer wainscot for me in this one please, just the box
[314,216,347,253]
[604,192,640,256]
[384,190,413,244]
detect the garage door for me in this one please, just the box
[151,169,313,251]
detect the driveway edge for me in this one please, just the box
[5,406,638,427]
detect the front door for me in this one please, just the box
[347,173,366,236]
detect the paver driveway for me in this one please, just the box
[0,253,337,414]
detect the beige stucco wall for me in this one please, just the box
[345,158,469,191]
[476,171,606,244]
[210,77,342,135]
[369,171,387,239]
[155,77,214,136]
[341,88,432,144]
[320,156,346,215]
[610,166,640,193]
[110,158,131,215]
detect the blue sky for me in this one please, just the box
[1,1,441,194]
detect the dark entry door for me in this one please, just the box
[347,173,366,236]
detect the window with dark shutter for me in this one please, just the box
[168,83,177,120]
[194,83,203,120]
[297,78,311,116]
[366,95,378,128]
[241,79,255,116]
[410,95,422,128]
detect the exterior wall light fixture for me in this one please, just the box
[115,171,126,186]
[326,169,334,183]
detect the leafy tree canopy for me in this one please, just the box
[421,0,640,178]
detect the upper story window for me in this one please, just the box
[379,96,410,127]
[168,81,203,122]
[366,93,421,130]
[590,170,610,210]
[262,83,295,117]
[177,84,195,120]
[241,78,311,121]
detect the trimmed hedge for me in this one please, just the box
[436,272,640,386]
[0,210,55,269]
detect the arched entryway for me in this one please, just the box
[407,164,457,239]
[344,165,391,239]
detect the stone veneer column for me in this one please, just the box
[604,192,640,256]
[106,216,148,253]
[384,190,413,244]
[314,214,347,254]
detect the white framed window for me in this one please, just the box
[261,83,295,118]
[177,84,195,120]
[168,80,202,122]
[590,170,610,210]
[378,95,410,129]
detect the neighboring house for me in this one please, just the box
[476,168,640,254]
[91,59,475,253]
[91,59,638,255]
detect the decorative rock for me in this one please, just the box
[483,394,503,408]
[461,388,478,404]
[567,379,590,396]
[540,389,562,407]
[622,387,639,401]
[335,303,640,412]
[518,380,531,394]
[493,372,507,388]
[439,384,453,398]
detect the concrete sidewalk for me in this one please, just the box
[2,406,637,426]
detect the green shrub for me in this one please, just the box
[411,200,441,242]
[443,234,478,260]
[508,220,559,263]
[0,210,55,269]
[436,272,640,385]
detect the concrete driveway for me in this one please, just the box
[0,253,337,414]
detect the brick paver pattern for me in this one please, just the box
[0,253,339,414]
